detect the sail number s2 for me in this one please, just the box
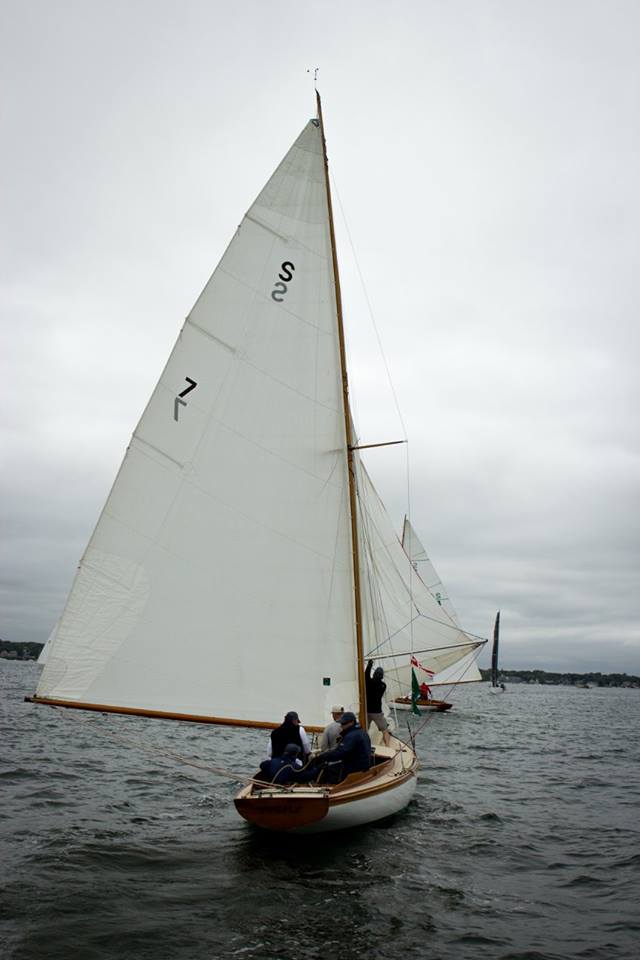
[271,261,295,302]
[174,377,197,421]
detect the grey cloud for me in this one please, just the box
[2,1,639,677]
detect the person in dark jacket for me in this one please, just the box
[312,712,372,783]
[269,711,311,760]
[258,744,314,785]
[365,660,391,745]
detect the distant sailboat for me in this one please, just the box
[27,94,483,832]
[488,611,506,693]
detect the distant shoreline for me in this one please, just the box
[480,668,640,688]
[2,640,639,687]
[1,640,44,661]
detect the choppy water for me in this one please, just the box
[2,662,639,960]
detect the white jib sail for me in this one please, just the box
[355,462,482,701]
[401,517,459,624]
[419,649,483,687]
[37,120,359,728]
[401,517,482,685]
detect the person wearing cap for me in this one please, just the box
[365,659,391,746]
[318,705,344,751]
[267,711,311,760]
[311,711,371,783]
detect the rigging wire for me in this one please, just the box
[330,170,485,715]
[405,643,485,739]
[417,614,489,644]
[331,166,419,680]
[47,703,414,794]
[331,160,429,726]
[330,171,408,440]
[352,454,405,729]
[48,705,321,795]
[352,446,486,731]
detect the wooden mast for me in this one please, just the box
[316,91,367,729]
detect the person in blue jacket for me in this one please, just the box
[258,744,315,785]
[312,712,372,783]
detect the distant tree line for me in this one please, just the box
[480,668,640,687]
[0,640,43,660]
[2,639,638,686]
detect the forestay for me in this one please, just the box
[36,120,359,728]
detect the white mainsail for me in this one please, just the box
[37,620,59,666]
[36,119,358,728]
[355,465,483,700]
[34,111,481,733]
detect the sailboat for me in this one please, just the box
[27,94,482,833]
[488,611,506,693]
[391,518,484,712]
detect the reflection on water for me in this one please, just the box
[2,662,639,960]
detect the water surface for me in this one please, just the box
[2,663,638,959]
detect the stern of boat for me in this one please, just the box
[234,736,418,833]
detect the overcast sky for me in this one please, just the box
[2,0,639,674]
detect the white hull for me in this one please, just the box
[235,738,418,833]
[294,770,417,833]
[488,685,506,694]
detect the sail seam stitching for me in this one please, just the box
[244,213,291,243]
[132,436,185,469]
[185,318,237,352]
[216,263,332,335]
[99,480,350,570]
[244,212,328,261]
[233,352,341,414]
